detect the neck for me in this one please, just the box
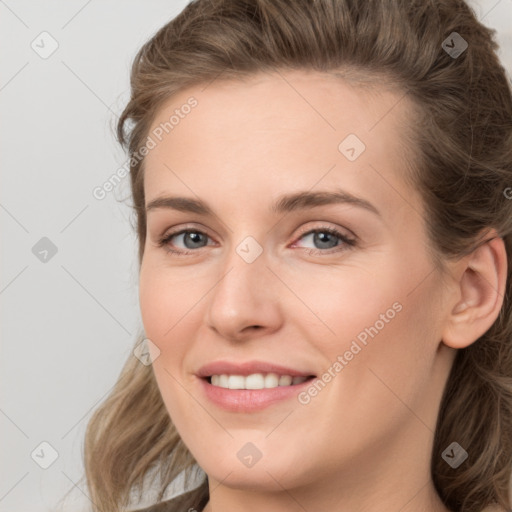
[201,421,451,512]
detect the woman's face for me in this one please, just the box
[139,71,457,502]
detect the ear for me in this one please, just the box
[442,230,508,349]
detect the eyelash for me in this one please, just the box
[156,226,357,257]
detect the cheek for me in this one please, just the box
[138,262,191,354]
[140,267,196,424]
[287,264,397,355]
[139,262,207,372]
[139,265,168,342]
[303,258,438,392]
[340,274,443,415]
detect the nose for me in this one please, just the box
[205,244,283,343]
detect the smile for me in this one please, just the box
[208,373,309,389]
[199,376,316,412]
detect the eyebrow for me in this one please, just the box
[145,189,381,217]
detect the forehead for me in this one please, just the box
[147,69,411,144]
[143,70,423,226]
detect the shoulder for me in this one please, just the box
[130,485,209,512]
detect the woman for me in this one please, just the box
[81,0,512,511]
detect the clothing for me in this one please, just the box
[131,487,208,512]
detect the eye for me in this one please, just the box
[156,225,357,257]
[157,228,214,256]
[292,226,356,255]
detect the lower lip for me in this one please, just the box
[198,377,315,412]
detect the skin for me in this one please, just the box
[139,70,507,512]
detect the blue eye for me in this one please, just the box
[157,226,356,257]
[158,230,211,255]
[293,227,356,254]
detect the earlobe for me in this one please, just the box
[442,231,508,350]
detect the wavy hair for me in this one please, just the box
[79,0,512,511]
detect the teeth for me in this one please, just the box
[279,375,293,386]
[209,373,310,390]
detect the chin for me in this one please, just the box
[206,464,298,491]
[196,448,316,492]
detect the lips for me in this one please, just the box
[195,360,317,412]
[196,360,315,379]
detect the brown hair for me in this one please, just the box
[79,1,512,511]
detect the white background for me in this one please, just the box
[1,1,511,511]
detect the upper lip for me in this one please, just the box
[196,360,315,378]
